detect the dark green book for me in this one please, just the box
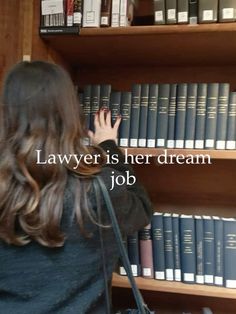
[185,83,198,149]
[195,83,207,149]
[199,0,218,23]
[203,216,215,285]
[226,92,236,150]
[130,84,141,147]
[100,84,111,109]
[195,215,204,284]
[219,0,236,22]
[166,0,177,24]
[138,84,149,147]
[167,84,177,148]
[119,92,132,147]
[110,91,121,127]
[213,216,223,286]
[172,213,181,282]
[163,213,174,281]
[154,0,166,24]
[147,84,158,148]
[156,84,170,148]
[177,0,189,24]
[90,85,100,132]
[175,83,187,148]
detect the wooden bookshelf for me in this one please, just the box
[112,273,236,299]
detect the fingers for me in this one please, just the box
[113,115,122,130]
[105,110,111,127]
[99,109,105,127]
[87,130,94,141]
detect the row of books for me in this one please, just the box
[40,0,136,32]
[154,0,236,25]
[79,83,236,150]
[119,212,236,289]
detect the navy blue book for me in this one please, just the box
[205,83,219,149]
[195,215,204,284]
[195,83,207,149]
[223,218,236,288]
[100,84,111,109]
[127,232,141,277]
[130,84,141,147]
[226,92,236,150]
[172,213,181,281]
[110,91,121,127]
[216,83,230,150]
[163,213,174,281]
[119,92,132,147]
[180,215,196,283]
[213,216,223,286]
[90,85,100,132]
[185,83,198,149]
[147,84,158,148]
[151,212,165,280]
[203,216,215,285]
[156,84,170,148]
[138,84,149,147]
[175,83,188,148]
[167,84,177,148]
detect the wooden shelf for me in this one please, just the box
[112,273,236,299]
[122,148,236,160]
[41,24,236,67]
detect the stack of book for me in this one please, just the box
[79,83,236,150]
[119,212,236,289]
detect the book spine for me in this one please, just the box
[226,92,236,149]
[101,0,112,26]
[82,0,101,27]
[156,84,170,148]
[219,0,236,22]
[216,83,230,150]
[163,213,174,281]
[205,83,219,149]
[119,238,128,275]
[198,0,218,23]
[177,0,189,24]
[130,84,141,147]
[151,213,165,280]
[189,0,198,24]
[223,218,236,288]
[166,0,177,24]
[167,84,177,148]
[180,215,196,284]
[83,85,92,143]
[110,91,121,127]
[195,83,207,149]
[120,0,128,26]
[203,216,215,285]
[138,84,149,147]
[175,83,187,148]
[119,92,132,147]
[111,0,120,27]
[195,215,204,284]
[139,224,154,278]
[99,84,111,109]
[90,85,100,133]
[127,232,141,276]
[185,83,198,149]
[73,0,83,26]
[67,0,74,26]
[154,0,166,24]
[213,217,223,286]
[147,84,158,148]
[172,214,181,282]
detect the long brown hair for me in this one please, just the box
[0,61,103,247]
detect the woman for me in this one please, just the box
[0,61,152,314]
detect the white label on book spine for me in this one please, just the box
[174,269,181,281]
[215,276,223,285]
[223,8,234,19]
[168,9,176,20]
[185,140,194,149]
[178,12,188,23]
[67,16,73,27]
[41,0,64,15]
[205,139,214,148]
[196,275,204,284]
[166,269,174,281]
[101,16,109,25]
[120,138,128,147]
[147,139,155,147]
[155,271,165,280]
[175,140,184,148]
[204,275,214,284]
[157,139,165,147]
[74,12,82,24]
[216,140,225,150]
[203,10,213,21]
[184,273,194,282]
[226,279,236,288]
[138,139,146,147]
[155,11,164,22]
[226,141,236,149]
[167,140,175,148]
[131,265,138,276]
[130,139,138,147]
[120,266,126,275]
[195,140,204,149]
[143,268,151,277]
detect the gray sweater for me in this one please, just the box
[0,141,153,314]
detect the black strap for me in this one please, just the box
[94,176,149,314]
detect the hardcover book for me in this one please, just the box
[198,0,218,23]
[152,213,165,280]
[119,92,132,147]
[82,0,101,27]
[189,0,198,24]
[166,0,177,24]
[195,215,204,284]
[172,213,181,281]
[139,224,154,278]
[195,83,207,149]
[219,0,236,22]
[138,84,149,147]
[163,213,174,281]
[130,84,141,147]
[226,92,236,149]
[156,84,170,148]
[167,84,177,148]
[101,0,111,26]
[213,216,224,286]
[177,0,189,24]
[175,83,187,148]
[203,216,215,285]
[147,84,158,148]
[185,83,198,149]
[154,0,166,24]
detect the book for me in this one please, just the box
[167,84,177,148]
[139,224,154,278]
[119,92,132,147]
[205,83,219,149]
[195,215,204,284]
[147,84,158,148]
[180,215,196,284]
[120,0,128,26]
[166,0,177,24]
[177,0,189,24]
[82,0,101,27]
[213,216,224,286]
[154,0,166,25]
[156,84,170,148]
[172,213,181,282]
[90,85,100,132]
[163,213,174,281]
[226,92,236,150]
[130,84,141,147]
[151,213,165,280]
[216,83,230,150]
[175,83,187,148]
[198,0,218,23]
[66,0,74,26]
[110,91,121,127]
[219,0,236,22]
[111,0,120,27]
[99,84,111,109]
[223,218,236,288]
[195,83,207,149]
[203,216,215,285]
[83,84,92,137]
[185,83,198,149]
[189,0,198,24]
[73,0,82,26]
[100,0,112,26]
[41,0,66,27]
[127,232,141,276]
[138,84,149,147]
